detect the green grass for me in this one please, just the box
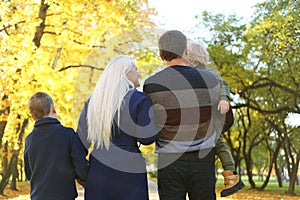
[216,174,300,196]
[149,172,300,196]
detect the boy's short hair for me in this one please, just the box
[28,92,54,119]
[158,30,187,61]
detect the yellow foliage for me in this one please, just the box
[0,0,159,176]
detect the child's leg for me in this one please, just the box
[216,136,235,171]
[216,137,245,197]
[221,170,245,197]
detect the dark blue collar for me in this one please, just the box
[34,117,60,127]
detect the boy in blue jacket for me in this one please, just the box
[24,92,88,200]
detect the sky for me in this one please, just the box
[148,0,300,126]
[148,0,265,40]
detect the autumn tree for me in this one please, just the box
[0,0,158,194]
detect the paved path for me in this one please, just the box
[75,180,159,200]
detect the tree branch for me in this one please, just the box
[232,103,300,114]
[65,28,83,36]
[240,77,300,97]
[58,65,104,72]
[51,21,67,70]
[43,31,57,35]
[0,21,26,35]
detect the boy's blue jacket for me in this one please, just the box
[24,117,88,200]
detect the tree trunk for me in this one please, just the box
[2,142,8,174]
[0,152,18,194]
[10,158,18,190]
[259,140,281,190]
[241,116,256,188]
[32,0,49,47]
[0,95,10,148]
[244,152,256,188]
[258,170,263,181]
[19,160,23,181]
[275,160,283,187]
[0,121,8,148]
[225,129,243,174]
[0,118,28,194]
[288,153,300,195]
[282,134,299,195]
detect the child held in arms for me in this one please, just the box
[186,42,245,197]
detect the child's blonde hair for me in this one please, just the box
[186,41,209,66]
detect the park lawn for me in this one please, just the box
[215,175,300,200]
[0,182,30,200]
[1,177,300,200]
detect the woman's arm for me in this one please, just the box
[135,95,160,145]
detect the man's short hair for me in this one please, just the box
[158,30,187,61]
[28,92,53,119]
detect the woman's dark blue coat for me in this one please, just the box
[77,90,159,200]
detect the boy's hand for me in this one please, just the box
[218,100,229,114]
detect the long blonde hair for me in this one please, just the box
[87,55,135,149]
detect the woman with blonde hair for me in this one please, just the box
[77,55,159,200]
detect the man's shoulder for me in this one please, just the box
[144,67,167,82]
[194,68,219,85]
[196,68,219,78]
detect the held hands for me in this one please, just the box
[77,179,86,188]
[218,100,230,114]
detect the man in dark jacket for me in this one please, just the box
[24,92,88,200]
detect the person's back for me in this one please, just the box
[24,92,88,200]
[144,65,220,153]
[143,30,222,200]
[76,56,159,200]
